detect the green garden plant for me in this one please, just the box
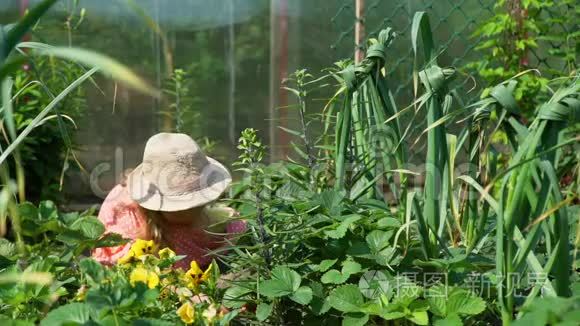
[0,201,237,325]
[4,55,88,202]
[162,68,216,154]
[328,28,406,201]
[218,11,579,325]
[466,0,578,115]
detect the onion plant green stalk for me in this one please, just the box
[331,28,406,203]
[462,79,578,324]
[411,13,456,259]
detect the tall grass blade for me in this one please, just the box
[17,42,160,97]
[0,67,98,165]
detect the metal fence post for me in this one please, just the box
[355,0,365,63]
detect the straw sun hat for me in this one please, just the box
[127,133,232,212]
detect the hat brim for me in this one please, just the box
[127,157,232,212]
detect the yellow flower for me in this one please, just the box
[187,260,204,276]
[184,261,213,289]
[130,267,160,289]
[201,263,213,282]
[177,302,195,324]
[118,239,157,265]
[131,239,157,257]
[118,250,135,265]
[159,247,176,259]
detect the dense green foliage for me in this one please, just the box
[217,11,579,326]
[466,0,578,115]
[5,57,86,202]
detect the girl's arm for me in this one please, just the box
[92,184,150,265]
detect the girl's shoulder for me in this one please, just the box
[102,184,137,208]
[98,184,147,232]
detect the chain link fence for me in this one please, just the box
[329,0,575,103]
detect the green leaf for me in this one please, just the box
[223,285,253,309]
[315,190,346,216]
[1,0,58,62]
[321,260,361,284]
[0,68,99,165]
[260,266,301,297]
[100,315,130,326]
[256,303,273,321]
[40,302,91,326]
[21,219,63,237]
[290,286,313,305]
[0,238,16,257]
[393,282,423,307]
[317,259,338,272]
[328,284,364,313]
[79,258,105,284]
[325,215,362,239]
[0,316,34,326]
[18,202,38,220]
[365,230,393,252]
[433,314,462,326]
[377,217,401,229]
[453,294,486,315]
[341,260,362,275]
[17,43,159,97]
[380,311,406,320]
[55,230,88,245]
[70,216,105,240]
[342,312,369,326]
[132,320,173,326]
[38,201,58,220]
[427,286,486,317]
[95,233,129,248]
[278,126,303,137]
[321,269,347,284]
[408,310,429,325]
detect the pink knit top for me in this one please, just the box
[92,184,245,269]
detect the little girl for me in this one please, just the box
[93,133,245,269]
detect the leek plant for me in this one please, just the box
[329,28,406,202]
[327,11,578,324]
[470,81,578,324]
[409,13,578,322]
[411,13,456,259]
[451,69,578,323]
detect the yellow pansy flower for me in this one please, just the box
[118,239,157,265]
[177,302,195,324]
[159,247,176,259]
[130,267,160,289]
[184,261,213,288]
[187,260,204,276]
[131,239,157,257]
